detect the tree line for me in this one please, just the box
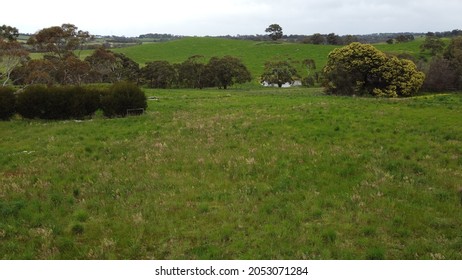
[420,34,462,91]
[2,23,462,94]
[1,24,252,89]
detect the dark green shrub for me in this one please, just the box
[16,85,104,120]
[16,85,49,119]
[423,57,459,91]
[0,87,16,120]
[16,83,144,120]
[45,86,74,120]
[16,85,72,120]
[301,76,316,87]
[69,87,104,119]
[101,81,147,117]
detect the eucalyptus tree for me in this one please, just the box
[265,24,283,41]
[0,25,29,86]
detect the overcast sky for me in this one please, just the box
[3,0,462,36]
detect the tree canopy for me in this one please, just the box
[261,61,299,87]
[0,25,29,86]
[0,25,19,42]
[207,56,251,89]
[420,34,446,56]
[323,42,425,97]
[265,24,283,41]
[27,24,91,59]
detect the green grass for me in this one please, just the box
[375,37,425,55]
[111,37,426,82]
[1,87,461,259]
[113,37,338,80]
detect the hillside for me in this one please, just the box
[114,38,337,80]
[112,37,423,82]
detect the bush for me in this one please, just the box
[101,81,147,117]
[16,85,50,119]
[69,87,103,119]
[16,85,104,120]
[0,87,16,120]
[423,57,459,92]
[15,83,145,120]
[323,42,425,97]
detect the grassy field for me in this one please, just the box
[1,87,461,259]
[112,37,338,80]
[111,37,426,83]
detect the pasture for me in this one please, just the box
[1,87,461,259]
[111,37,424,81]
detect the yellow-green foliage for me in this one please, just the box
[324,42,425,97]
[325,43,387,74]
[376,57,425,97]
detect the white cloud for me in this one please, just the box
[3,0,462,36]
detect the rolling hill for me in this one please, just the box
[112,37,423,81]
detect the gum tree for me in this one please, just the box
[207,56,251,89]
[265,24,283,41]
[0,25,29,86]
[27,24,91,59]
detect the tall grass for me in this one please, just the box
[1,88,461,259]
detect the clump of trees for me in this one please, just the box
[3,23,251,89]
[386,34,415,44]
[420,33,446,56]
[207,56,251,89]
[303,33,359,45]
[260,58,320,88]
[260,61,299,87]
[9,24,141,86]
[323,42,425,97]
[140,55,251,89]
[421,35,462,91]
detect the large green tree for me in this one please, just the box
[324,42,425,97]
[207,56,251,89]
[0,25,19,42]
[444,36,462,89]
[85,47,139,83]
[176,55,209,89]
[141,60,176,88]
[326,33,342,45]
[22,24,92,86]
[445,36,462,67]
[260,61,299,88]
[420,34,446,56]
[265,24,283,41]
[309,33,325,45]
[27,24,91,59]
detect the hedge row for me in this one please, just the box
[0,87,16,120]
[0,82,147,120]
